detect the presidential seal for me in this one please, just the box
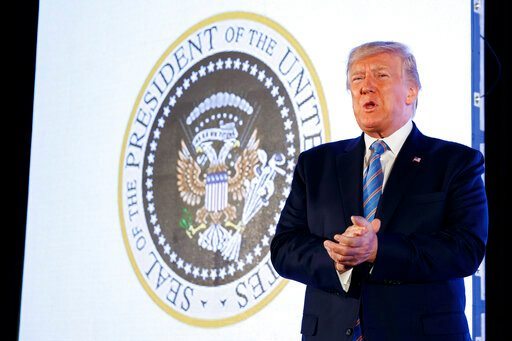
[119,12,329,327]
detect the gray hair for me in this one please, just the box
[346,41,422,110]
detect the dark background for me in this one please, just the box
[12,1,507,340]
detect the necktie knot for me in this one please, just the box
[370,140,387,156]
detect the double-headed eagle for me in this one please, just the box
[177,128,260,255]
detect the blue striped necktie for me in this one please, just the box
[363,140,387,221]
[353,139,388,341]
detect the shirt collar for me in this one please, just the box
[363,120,413,155]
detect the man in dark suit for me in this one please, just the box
[270,41,488,340]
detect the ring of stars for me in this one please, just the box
[143,54,298,282]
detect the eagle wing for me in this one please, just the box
[229,129,260,201]
[177,140,205,206]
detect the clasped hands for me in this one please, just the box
[323,216,381,273]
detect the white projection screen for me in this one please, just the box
[19,1,485,340]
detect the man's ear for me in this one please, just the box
[405,84,419,105]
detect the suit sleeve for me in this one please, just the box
[370,148,488,282]
[270,153,344,293]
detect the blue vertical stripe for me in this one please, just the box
[471,0,485,339]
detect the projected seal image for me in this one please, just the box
[119,12,329,327]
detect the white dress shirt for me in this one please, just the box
[337,120,413,291]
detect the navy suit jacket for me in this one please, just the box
[270,123,488,341]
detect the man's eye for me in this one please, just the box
[378,73,389,78]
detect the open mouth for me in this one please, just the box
[363,101,377,110]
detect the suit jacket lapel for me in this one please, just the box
[335,135,365,230]
[376,123,426,231]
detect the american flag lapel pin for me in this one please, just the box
[413,156,421,163]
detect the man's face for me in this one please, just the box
[348,52,418,138]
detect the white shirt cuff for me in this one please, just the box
[337,268,353,292]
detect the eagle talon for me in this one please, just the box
[186,223,207,238]
[225,221,245,233]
